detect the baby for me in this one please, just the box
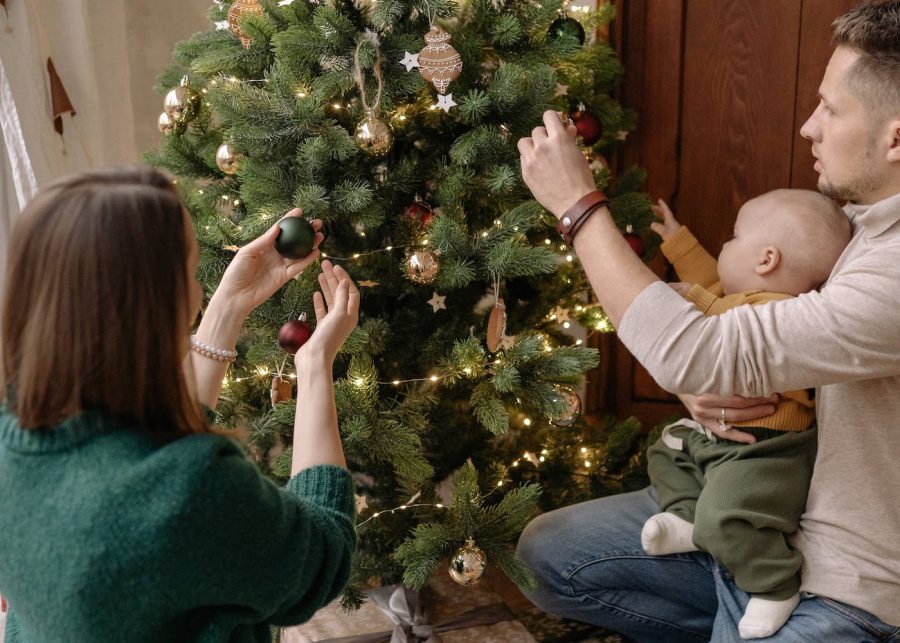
[644,189,851,640]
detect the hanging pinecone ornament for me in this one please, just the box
[549,385,582,427]
[548,11,586,46]
[279,314,313,354]
[163,77,200,125]
[418,25,463,95]
[405,249,439,284]
[227,0,264,49]
[448,537,487,586]
[215,143,242,175]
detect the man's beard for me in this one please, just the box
[817,150,882,204]
[819,175,880,203]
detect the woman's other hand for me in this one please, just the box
[296,261,360,365]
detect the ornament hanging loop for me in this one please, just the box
[353,30,385,116]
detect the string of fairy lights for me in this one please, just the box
[355,440,606,529]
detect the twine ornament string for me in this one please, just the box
[352,30,385,116]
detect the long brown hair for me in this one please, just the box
[0,166,208,436]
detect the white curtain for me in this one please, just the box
[0,0,210,262]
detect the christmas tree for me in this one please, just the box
[148,0,658,609]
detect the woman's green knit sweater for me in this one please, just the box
[0,407,356,642]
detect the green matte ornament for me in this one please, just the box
[548,13,585,46]
[275,217,316,260]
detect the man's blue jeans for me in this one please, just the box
[516,487,900,642]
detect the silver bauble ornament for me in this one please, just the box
[448,538,487,586]
[549,385,582,427]
[164,77,200,124]
[405,249,439,284]
[355,110,393,157]
[216,143,242,175]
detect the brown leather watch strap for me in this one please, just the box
[556,190,610,244]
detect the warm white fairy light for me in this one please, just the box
[357,501,449,528]
[523,418,532,426]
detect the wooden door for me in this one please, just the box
[585,0,859,428]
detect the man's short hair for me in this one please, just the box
[833,1,900,123]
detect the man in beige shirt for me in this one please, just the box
[515,2,900,641]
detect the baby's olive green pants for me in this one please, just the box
[647,425,817,600]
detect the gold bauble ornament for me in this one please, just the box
[418,25,463,95]
[549,385,582,427]
[448,537,487,586]
[405,249,439,284]
[157,112,181,136]
[216,143,242,175]
[227,0,264,49]
[163,77,200,124]
[355,110,393,157]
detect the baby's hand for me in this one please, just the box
[650,199,682,241]
[668,282,692,297]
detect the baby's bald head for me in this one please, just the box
[719,189,851,295]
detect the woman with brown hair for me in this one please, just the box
[0,166,359,641]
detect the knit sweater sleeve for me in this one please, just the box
[150,435,356,626]
[683,287,793,316]
[660,226,724,296]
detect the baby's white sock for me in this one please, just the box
[640,512,698,555]
[738,593,801,639]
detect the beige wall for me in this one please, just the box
[125,0,212,155]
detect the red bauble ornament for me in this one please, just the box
[624,225,644,256]
[279,314,313,354]
[571,110,602,145]
[404,201,434,226]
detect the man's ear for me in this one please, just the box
[886,118,900,163]
[755,246,781,275]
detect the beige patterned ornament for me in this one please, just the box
[418,25,462,95]
[486,298,507,353]
[227,0,265,49]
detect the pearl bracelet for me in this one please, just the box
[189,335,238,364]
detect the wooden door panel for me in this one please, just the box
[589,0,861,427]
